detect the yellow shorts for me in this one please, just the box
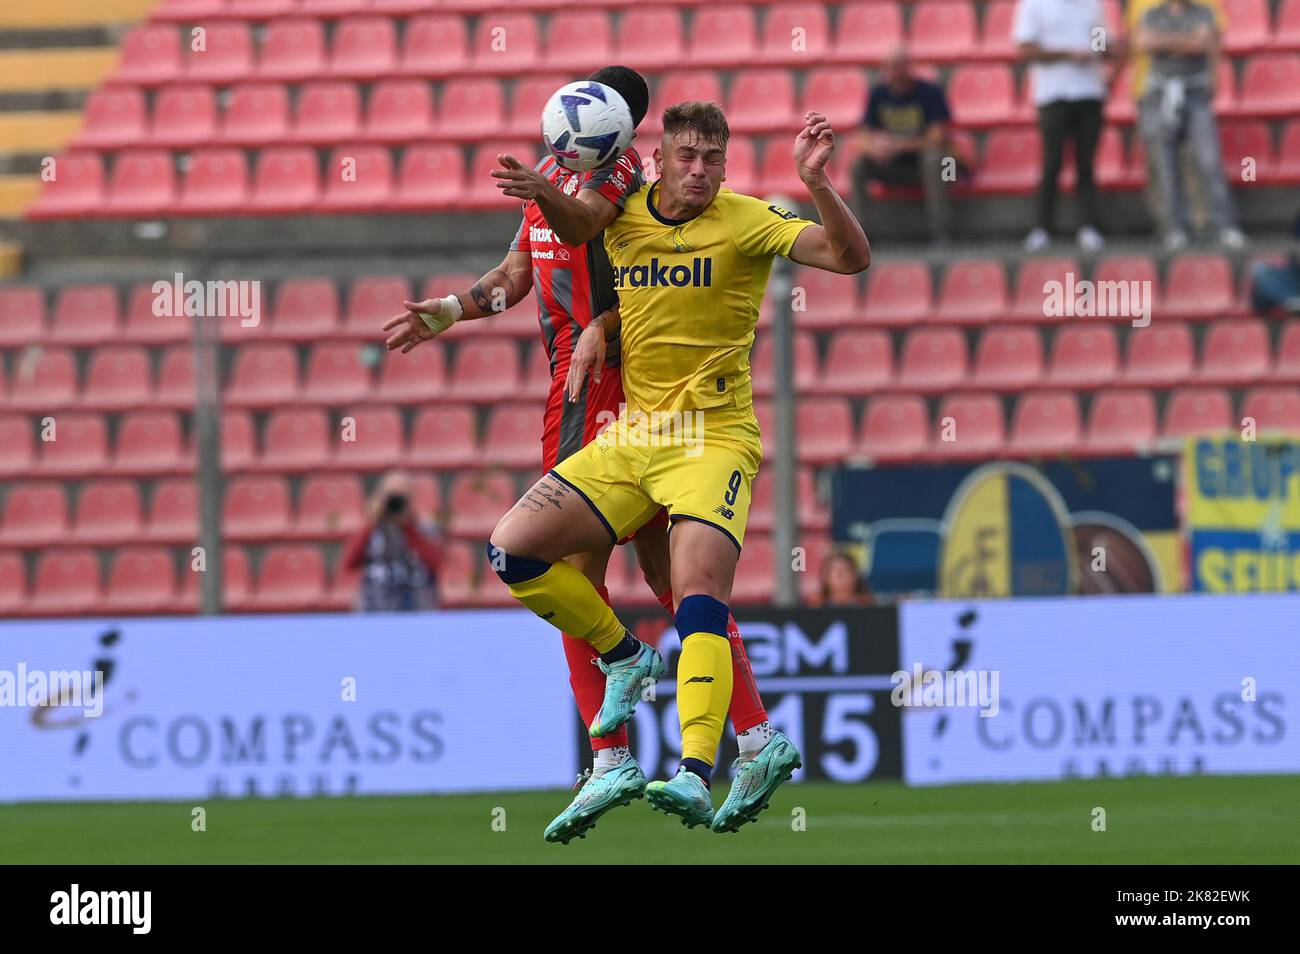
[550,408,763,552]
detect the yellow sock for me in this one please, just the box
[677,632,733,766]
[505,559,625,653]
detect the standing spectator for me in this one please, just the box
[852,47,962,247]
[1014,0,1111,252]
[815,549,874,608]
[1136,0,1245,250]
[342,470,442,611]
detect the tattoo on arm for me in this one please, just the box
[519,478,572,514]
[469,282,493,314]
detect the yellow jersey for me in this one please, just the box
[604,182,814,417]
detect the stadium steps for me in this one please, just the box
[0,0,156,29]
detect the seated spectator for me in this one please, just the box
[852,47,963,246]
[1135,0,1245,250]
[1250,216,1300,316]
[342,470,442,611]
[815,549,874,608]
[1014,0,1113,252]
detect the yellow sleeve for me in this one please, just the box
[724,192,815,259]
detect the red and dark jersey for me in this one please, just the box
[510,146,646,468]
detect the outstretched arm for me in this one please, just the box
[787,111,871,275]
[492,154,622,245]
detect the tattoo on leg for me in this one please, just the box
[519,478,572,514]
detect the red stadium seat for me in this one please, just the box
[898,327,969,390]
[645,72,724,135]
[0,285,44,347]
[1094,254,1163,313]
[756,137,807,196]
[224,475,291,541]
[38,412,108,477]
[343,274,411,338]
[122,282,191,344]
[299,0,372,16]
[858,394,930,460]
[0,482,68,547]
[720,134,758,195]
[908,1,977,62]
[1275,121,1300,183]
[303,342,372,403]
[221,410,257,471]
[83,345,152,410]
[227,343,300,406]
[1104,63,1137,124]
[760,3,832,65]
[155,345,195,407]
[1199,319,1271,385]
[184,22,254,84]
[800,67,870,130]
[408,405,477,469]
[1242,387,1300,432]
[544,12,613,71]
[1162,387,1233,438]
[249,544,327,612]
[1278,0,1300,50]
[250,146,321,212]
[1009,391,1082,455]
[1094,126,1133,188]
[1237,54,1300,117]
[332,405,405,470]
[179,544,252,612]
[364,80,435,142]
[113,410,184,475]
[144,478,198,543]
[391,144,465,210]
[1221,0,1271,53]
[862,261,932,326]
[376,344,446,403]
[104,546,177,614]
[103,150,176,217]
[151,85,217,148]
[75,87,147,149]
[792,397,854,465]
[614,10,685,71]
[935,259,1009,325]
[329,16,398,79]
[971,326,1044,390]
[295,474,365,538]
[268,277,339,340]
[0,416,33,479]
[8,347,77,411]
[1046,325,1119,386]
[950,65,1017,127]
[0,553,27,615]
[978,0,1017,61]
[437,78,506,140]
[483,404,543,468]
[503,75,567,138]
[832,3,903,64]
[520,341,550,399]
[26,154,106,219]
[1084,389,1158,455]
[260,407,331,471]
[790,266,860,330]
[1218,120,1275,183]
[177,146,250,214]
[470,13,541,74]
[751,331,819,397]
[225,0,296,17]
[435,541,478,608]
[71,479,143,545]
[464,139,537,209]
[1163,253,1234,320]
[687,6,758,67]
[30,549,101,616]
[449,339,522,401]
[446,473,516,539]
[1274,321,1300,380]
[320,145,394,211]
[1008,257,1080,321]
[401,14,471,77]
[218,83,291,145]
[50,284,120,345]
[933,392,1006,459]
[1124,323,1195,386]
[975,128,1041,194]
[731,536,774,606]
[113,25,182,86]
[258,18,327,82]
[293,81,362,143]
[727,69,797,134]
[749,466,828,533]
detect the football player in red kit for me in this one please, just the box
[383,67,784,843]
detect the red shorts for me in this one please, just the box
[540,368,668,544]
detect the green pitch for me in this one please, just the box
[2,774,1296,864]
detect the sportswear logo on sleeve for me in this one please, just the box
[767,204,797,220]
[685,675,716,683]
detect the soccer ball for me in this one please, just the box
[541,81,635,173]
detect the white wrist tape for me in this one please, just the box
[418,295,462,335]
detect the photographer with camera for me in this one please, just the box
[341,470,442,612]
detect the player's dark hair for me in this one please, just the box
[661,101,730,151]
[587,65,649,129]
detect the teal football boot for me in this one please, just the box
[710,731,802,834]
[589,641,666,738]
[544,758,648,845]
[645,767,714,829]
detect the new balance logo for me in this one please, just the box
[713,505,735,520]
[685,676,715,684]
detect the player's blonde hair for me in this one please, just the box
[661,101,730,150]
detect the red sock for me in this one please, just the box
[656,588,769,735]
[563,585,627,751]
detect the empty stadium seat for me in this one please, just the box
[446,473,516,539]
[800,67,870,130]
[184,22,254,84]
[936,259,1009,324]
[113,25,182,86]
[1278,0,1300,50]
[267,277,338,340]
[933,392,1006,458]
[8,347,77,411]
[303,342,372,403]
[818,329,893,395]
[295,474,365,538]
[1046,324,1119,386]
[320,145,394,211]
[858,394,929,460]
[364,79,435,142]
[898,327,969,390]
[227,343,300,406]
[793,397,854,465]
[0,416,33,479]
[1163,254,1234,319]
[344,275,411,338]
[1218,120,1276,183]
[30,549,101,616]
[76,87,147,149]
[1242,387,1300,432]
[1162,387,1233,438]
[972,326,1044,389]
[687,6,758,66]
[450,339,521,401]
[0,553,26,615]
[1009,391,1082,455]
[224,475,291,540]
[761,3,831,65]
[519,341,551,399]
[470,13,540,74]
[950,64,1017,126]
[482,404,543,468]
[220,409,256,470]
[862,261,932,325]
[465,140,537,208]
[38,412,108,478]
[293,80,362,143]
[258,18,326,82]
[179,544,252,612]
[50,284,120,345]
[1274,321,1300,381]
[83,345,152,410]
[260,407,331,471]
[908,1,977,62]
[104,546,177,614]
[0,285,46,347]
[1237,54,1300,117]
[749,466,828,533]
[151,84,218,148]
[250,146,321,212]
[155,345,196,407]
[978,0,1017,60]
[727,69,797,134]
[0,482,68,547]
[120,283,188,344]
[1009,257,1079,321]
[332,405,405,469]
[1199,318,1271,385]
[401,14,470,77]
[1084,389,1158,455]
[543,11,612,71]
[833,2,903,63]
[219,83,291,145]
[249,544,327,612]
[787,266,860,330]
[1124,323,1195,386]
[1094,254,1163,314]
[144,478,198,543]
[408,405,477,469]
[731,536,775,606]
[1222,0,1272,54]
[26,153,106,219]
[752,331,819,397]
[177,147,250,214]
[329,16,398,79]
[975,128,1040,194]
[103,150,176,216]
[391,144,465,210]
[71,479,143,545]
[614,10,685,71]
[113,410,184,475]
